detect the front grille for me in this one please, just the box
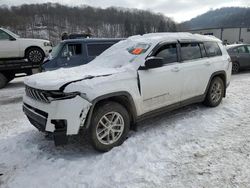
[25,85,50,103]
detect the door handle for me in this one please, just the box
[171,67,180,72]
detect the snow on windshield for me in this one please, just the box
[90,38,151,68]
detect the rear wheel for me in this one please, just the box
[203,77,225,107]
[26,47,45,64]
[89,102,130,152]
[232,62,240,74]
[0,73,8,89]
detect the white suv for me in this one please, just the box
[23,33,232,152]
[0,28,52,63]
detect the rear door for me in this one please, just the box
[242,46,250,68]
[0,29,20,58]
[235,45,250,68]
[179,42,213,101]
[86,43,115,63]
[138,43,182,113]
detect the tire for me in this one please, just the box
[203,77,225,107]
[0,73,8,89]
[232,62,240,74]
[89,101,130,152]
[26,47,45,64]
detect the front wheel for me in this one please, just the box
[203,77,225,107]
[89,102,130,152]
[26,48,45,64]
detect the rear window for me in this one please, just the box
[204,42,222,57]
[180,43,202,61]
[87,43,114,57]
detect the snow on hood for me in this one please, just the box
[25,65,123,90]
[25,37,149,91]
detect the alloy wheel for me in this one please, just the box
[29,50,43,63]
[96,112,125,145]
[232,62,239,74]
[210,81,223,103]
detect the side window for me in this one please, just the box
[61,43,82,57]
[87,43,114,57]
[232,48,238,53]
[0,30,10,40]
[204,42,222,57]
[237,46,247,53]
[180,43,202,61]
[154,43,178,64]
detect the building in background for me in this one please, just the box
[189,27,250,44]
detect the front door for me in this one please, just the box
[138,43,182,113]
[57,43,83,68]
[0,29,19,58]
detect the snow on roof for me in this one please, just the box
[127,32,222,44]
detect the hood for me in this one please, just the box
[24,64,124,91]
[19,38,50,43]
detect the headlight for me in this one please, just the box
[46,91,80,101]
[44,42,52,47]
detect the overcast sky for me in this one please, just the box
[0,0,249,22]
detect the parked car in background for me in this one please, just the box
[0,28,52,63]
[226,44,250,73]
[23,33,231,152]
[41,38,122,71]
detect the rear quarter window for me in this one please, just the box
[204,42,222,57]
[87,43,114,57]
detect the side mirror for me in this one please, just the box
[143,57,164,69]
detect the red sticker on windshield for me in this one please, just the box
[132,48,143,55]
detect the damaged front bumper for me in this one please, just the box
[23,94,91,145]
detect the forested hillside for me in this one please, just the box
[0,3,176,44]
[180,7,250,30]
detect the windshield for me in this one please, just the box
[90,39,151,68]
[2,28,20,38]
[50,43,63,59]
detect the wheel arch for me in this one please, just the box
[205,71,227,97]
[24,46,45,58]
[84,91,137,129]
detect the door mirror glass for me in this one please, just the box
[143,57,163,69]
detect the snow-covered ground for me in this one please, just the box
[0,73,250,188]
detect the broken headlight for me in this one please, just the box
[46,91,80,101]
